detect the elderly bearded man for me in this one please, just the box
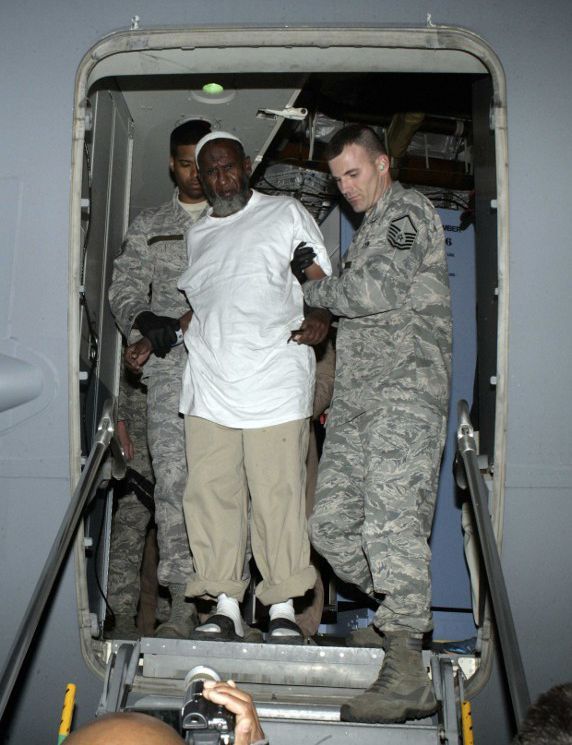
[178,132,332,643]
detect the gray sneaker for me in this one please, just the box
[341,632,438,723]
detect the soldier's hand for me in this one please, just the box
[135,311,180,357]
[289,308,331,346]
[124,337,153,374]
[290,242,316,284]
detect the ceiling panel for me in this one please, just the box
[117,74,305,213]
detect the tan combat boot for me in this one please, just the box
[341,632,438,723]
[346,623,385,648]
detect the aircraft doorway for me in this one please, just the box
[70,26,507,701]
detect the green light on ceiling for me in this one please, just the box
[202,82,224,95]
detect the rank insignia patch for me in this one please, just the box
[387,215,418,250]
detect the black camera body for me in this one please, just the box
[181,673,235,745]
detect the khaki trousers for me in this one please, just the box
[183,416,316,606]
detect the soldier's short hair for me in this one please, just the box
[326,124,387,162]
[170,119,212,156]
[514,683,572,745]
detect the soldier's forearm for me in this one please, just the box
[304,265,405,319]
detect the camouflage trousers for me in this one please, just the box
[107,491,152,616]
[146,373,193,585]
[309,401,446,634]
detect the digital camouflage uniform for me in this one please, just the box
[304,181,451,635]
[109,190,207,586]
[107,368,154,618]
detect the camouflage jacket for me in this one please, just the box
[108,191,207,378]
[303,181,451,422]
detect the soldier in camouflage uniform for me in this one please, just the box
[107,366,154,639]
[296,125,451,723]
[108,118,211,638]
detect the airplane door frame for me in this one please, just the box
[68,25,509,698]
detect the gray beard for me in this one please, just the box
[210,190,250,217]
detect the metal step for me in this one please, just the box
[137,636,386,688]
[99,638,472,743]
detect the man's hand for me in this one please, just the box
[124,337,153,374]
[289,307,332,346]
[116,420,134,461]
[290,242,316,284]
[135,311,180,357]
[202,680,266,745]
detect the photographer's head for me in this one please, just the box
[65,711,185,745]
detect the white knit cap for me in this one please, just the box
[194,131,244,168]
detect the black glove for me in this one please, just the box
[135,311,180,358]
[290,242,316,284]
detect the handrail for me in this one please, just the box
[456,400,530,728]
[0,399,126,722]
